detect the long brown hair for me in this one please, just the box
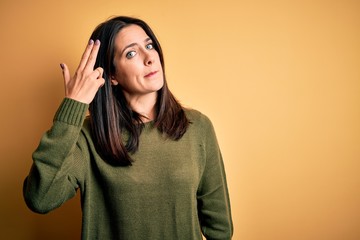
[88,16,189,166]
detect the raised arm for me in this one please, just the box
[23,39,104,213]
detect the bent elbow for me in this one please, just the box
[24,194,52,214]
[23,178,53,214]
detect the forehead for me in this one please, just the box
[115,24,149,49]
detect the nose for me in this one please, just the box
[144,52,155,66]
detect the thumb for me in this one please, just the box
[60,63,71,86]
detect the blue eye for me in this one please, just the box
[146,43,154,50]
[126,51,136,59]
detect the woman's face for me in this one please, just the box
[111,24,164,100]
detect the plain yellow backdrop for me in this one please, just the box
[1,0,360,239]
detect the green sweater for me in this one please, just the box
[23,98,233,240]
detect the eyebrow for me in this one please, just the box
[120,37,152,56]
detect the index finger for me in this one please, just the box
[84,39,101,72]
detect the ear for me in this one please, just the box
[110,75,119,86]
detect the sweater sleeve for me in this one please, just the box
[23,98,89,214]
[197,116,233,240]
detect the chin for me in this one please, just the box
[154,78,164,91]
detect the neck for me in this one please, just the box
[124,92,157,122]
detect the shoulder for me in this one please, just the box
[185,108,208,122]
[183,108,219,149]
[184,108,214,131]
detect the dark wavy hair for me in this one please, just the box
[88,16,189,166]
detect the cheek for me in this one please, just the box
[115,64,133,84]
[116,66,141,91]
[117,73,131,89]
[120,61,141,77]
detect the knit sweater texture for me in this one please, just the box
[23,98,233,240]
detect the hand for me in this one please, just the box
[60,39,105,104]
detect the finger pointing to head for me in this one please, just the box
[78,39,95,72]
[85,39,101,71]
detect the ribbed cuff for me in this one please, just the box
[54,98,89,126]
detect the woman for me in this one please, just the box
[23,16,233,239]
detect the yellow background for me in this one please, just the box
[1,0,360,239]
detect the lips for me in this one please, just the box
[144,71,158,78]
